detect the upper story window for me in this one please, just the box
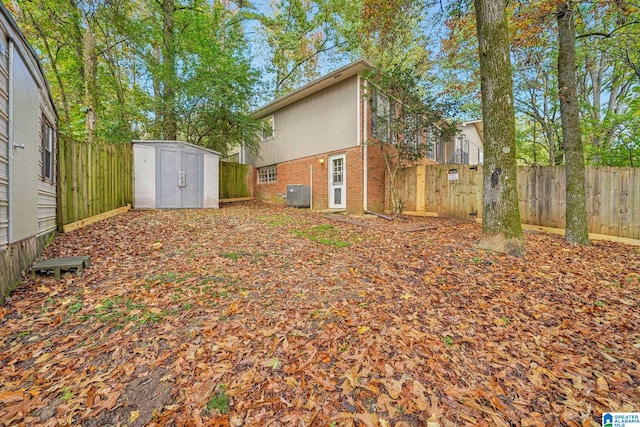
[427,126,441,161]
[403,115,422,151]
[453,134,470,164]
[261,116,274,141]
[370,89,390,142]
[41,117,54,182]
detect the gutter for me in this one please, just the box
[362,77,368,212]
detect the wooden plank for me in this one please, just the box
[62,204,130,233]
[219,197,254,204]
[632,168,640,240]
[403,211,438,217]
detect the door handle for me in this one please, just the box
[13,142,25,149]
[177,171,186,187]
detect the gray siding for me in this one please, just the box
[37,96,57,235]
[256,75,359,167]
[0,30,8,248]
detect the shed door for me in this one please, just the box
[9,46,39,242]
[157,149,181,208]
[156,148,203,208]
[180,151,202,208]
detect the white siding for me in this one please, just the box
[10,44,40,242]
[0,32,8,248]
[203,153,219,208]
[133,144,156,209]
[37,96,57,235]
[256,75,358,167]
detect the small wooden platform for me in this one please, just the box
[31,256,91,279]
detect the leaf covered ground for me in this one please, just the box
[1,202,639,426]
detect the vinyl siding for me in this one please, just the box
[37,97,57,235]
[256,75,359,167]
[0,30,8,248]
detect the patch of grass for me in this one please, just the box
[292,224,352,247]
[61,387,74,401]
[68,299,83,315]
[219,251,242,261]
[266,357,281,370]
[146,272,188,285]
[206,384,230,415]
[259,214,295,227]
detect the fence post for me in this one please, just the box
[416,165,425,212]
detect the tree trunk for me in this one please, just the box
[474,0,525,256]
[83,24,98,145]
[162,0,178,140]
[557,1,590,245]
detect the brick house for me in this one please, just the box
[249,59,452,213]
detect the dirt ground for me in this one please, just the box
[1,201,639,426]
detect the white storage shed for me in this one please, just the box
[1,3,58,302]
[132,140,219,209]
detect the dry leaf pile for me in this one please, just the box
[1,201,639,426]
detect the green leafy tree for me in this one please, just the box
[13,0,262,154]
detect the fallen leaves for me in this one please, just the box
[1,202,639,425]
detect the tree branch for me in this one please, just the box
[577,20,640,39]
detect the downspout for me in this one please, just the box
[362,78,368,211]
[7,39,14,243]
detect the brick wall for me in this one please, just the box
[254,146,368,212]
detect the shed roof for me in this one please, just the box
[131,140,221,156]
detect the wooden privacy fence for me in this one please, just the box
[219,161,252,199]
[396,164,640,240]
[58,135,132,228]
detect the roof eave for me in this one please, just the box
[252,58,373,119]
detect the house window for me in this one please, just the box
[453,135,470,164]
[41,117,54,181]
[403,115,422,151]
[257,164,277,183]
[462,138,470,164]
[261,116,274,141]
[371,90,390,142]
[427,126,441,161]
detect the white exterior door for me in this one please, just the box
[328,154,346,209]
[9,45,40,243]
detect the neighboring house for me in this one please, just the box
[0,3,58,302]
[448,120,484,165]
[250,59,447,213]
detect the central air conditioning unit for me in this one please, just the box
[286,184,311,208]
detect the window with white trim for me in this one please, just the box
[41,117,54,182]
[257,164,277,183]
[261,116,274,141]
